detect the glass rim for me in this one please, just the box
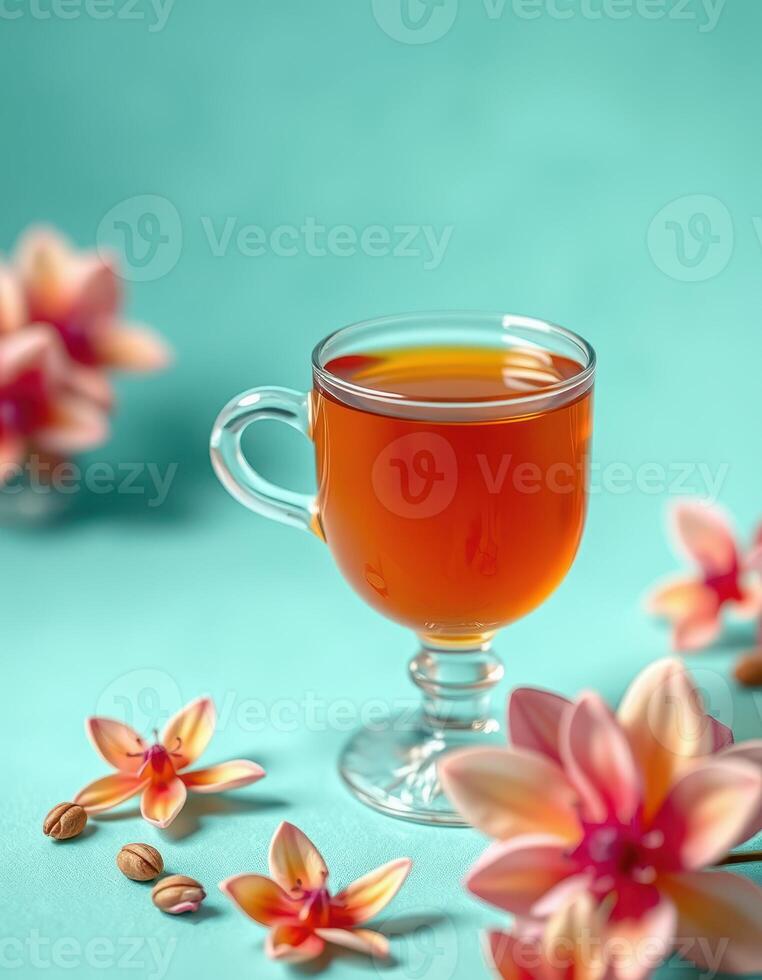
[311,311,596,412]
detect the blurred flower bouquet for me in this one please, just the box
[0,227,170,495]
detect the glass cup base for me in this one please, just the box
[339,709,502,826]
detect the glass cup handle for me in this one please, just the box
[209,386,319,535]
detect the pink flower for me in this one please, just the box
[440,659,762,978]
[75,697,265,828]
[14,227,170,373]
[220,822,412,964]
[0,325,109,480]
[647,501,762,651]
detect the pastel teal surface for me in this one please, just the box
[2,3,762,979]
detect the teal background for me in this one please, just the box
[2,2,762,978]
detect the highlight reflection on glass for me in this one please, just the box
[211,312,595,824]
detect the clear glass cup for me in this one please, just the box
[210,312,596,825]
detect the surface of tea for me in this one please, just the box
[312,346,592,642]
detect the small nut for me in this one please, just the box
[43,803,88,841]
[117,843,164,881]
[152,875,206,914]
[735,652,762,688]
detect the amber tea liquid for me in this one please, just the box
[312,346,592,642]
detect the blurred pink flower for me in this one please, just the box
[14,227,170,373]
[220,822,411,964]
[440,659,762,979]
[75,697,265,828]
[646,501,762,651]
[0,324,109,479]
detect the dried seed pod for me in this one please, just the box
[152,874,206,914]
[117,843,164,881]
[43,803,88,841]
[735,652,762,688]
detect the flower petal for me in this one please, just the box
[508,687,571,765]
[15,227,76,322]
[670,501,739,577]
[733,577,762,619]
[673,608,722,653]
[66,364,113,410]
[660,870,762,975]
[181,760,265,793]
[561,693,641,825]
[140,777,187,828]
[69,255,120,322]
[0,265,25,333]
[465,836,581,917]
[85,717,146,774]
[219,873,299,926]
[485,931,536,980]
[269,822,329,893]
[439,747,582,843]
[618,658,716,820]
[651,758,762,870]
[0,432,25,483]
[332,858,411,926]
[544,892,614,980]
[646,578,721,651]
[315,928,389,959]
[36,394,109,454]
[603,892,676,980]
[93,324,172,372]
[0,323,59,385]
[710,716,734,751]
[74,773,145,812]
[715,740,762,845]
[161,696,216,769]
[265,925,325,963]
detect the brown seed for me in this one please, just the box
[117,843,164,881]
[43,802,88,840]
[151,874,206,915]
[735,652,762,687]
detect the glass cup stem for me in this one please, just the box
[411,637,504,734]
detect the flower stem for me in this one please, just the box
[718,849,762,866]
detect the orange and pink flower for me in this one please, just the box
[220,821,412,963]
[0,325,109,478]
[647,501,762,651]
[75,697,265,828]
[0,226,171,483]
[440,659,762,978]
[14,227,170,374]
